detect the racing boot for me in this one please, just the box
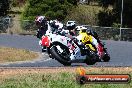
[42,46,47,52]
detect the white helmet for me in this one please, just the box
[35,16,45,23]
[75,26,87,31]
[66,21,76,31]
[50,20,63,29]
[66,21,76,27]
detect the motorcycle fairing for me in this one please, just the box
[41,36,50,47]
[49,34,71,47]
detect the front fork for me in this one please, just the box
[47,47,54,58]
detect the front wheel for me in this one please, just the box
[50,44,71,66]
[85,51,97,65]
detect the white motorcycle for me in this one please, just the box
[41,23,98,66]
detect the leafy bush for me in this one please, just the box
[65,5,100,25]
[21,20,37,31]
[98,9,114,27]
[0,0,9,16]
[45,11,56,19]
[22,0,74,21]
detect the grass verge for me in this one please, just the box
[0,67,132,88]
[0,47,39,63]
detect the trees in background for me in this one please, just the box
[98,0,132,27]
[0,0,9,16]
[22,0,76,21]
[2,0,132,27]
[115,0,132,28]
[11,0,26,7]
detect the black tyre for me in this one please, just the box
[50,45,71,66]
[85,51,97,65]
[102,54,110,62]
[47,48,54,59]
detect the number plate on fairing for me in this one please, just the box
[56,46,63,53]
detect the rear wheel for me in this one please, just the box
[102,54,110,62]
[50,44,71,66]
[102,49,110,62]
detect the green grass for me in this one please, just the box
[0,71,132,88]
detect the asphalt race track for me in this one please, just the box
[0,34,132,67]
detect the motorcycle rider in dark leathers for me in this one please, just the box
[35,16,48,52]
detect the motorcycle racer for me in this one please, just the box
[35,15,48,39]
[76,26,103,60]
[50,19,63,33]
[35,15,48,52]
[66,21,76,36]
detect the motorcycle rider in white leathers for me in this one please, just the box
[50,19,64,33]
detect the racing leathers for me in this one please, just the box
[35,16,48,39]
[50,20,63,33]
[77,30,103,59]
[35,16,48,52]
